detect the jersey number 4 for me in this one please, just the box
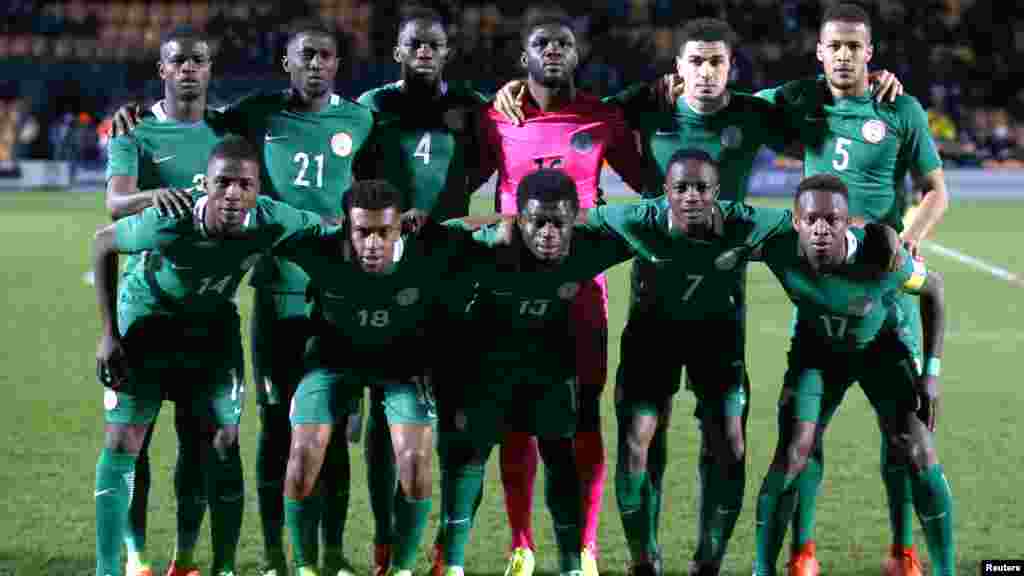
[414,133,432,165]
[293,152,325,188]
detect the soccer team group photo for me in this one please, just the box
[3,1,1022,575]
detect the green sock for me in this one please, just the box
[615,469,650,561]
[881,434,915,548]
[754,471,796,576]
[443,463,485,567]
[394,489,432,569]
[698,455,745,566]
[286,493,323,569]
[366,405,397,546]
[96,448,137,576]
[321,434,351,555]
[540,441,582,574]
[174,429,206,561]
[124,445,151,563]
[256,405,290,560]
[911,465,954,576]
[209,443,244,574]
[647,424,667,547]
[790,452,822,551]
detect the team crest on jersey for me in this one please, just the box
[846,295,874,316]
[331,132,353,157]
[570,131,593,153]
[557,282,580,300]
[715,248,742,270]
[861,120,887,144]
[395,287,420,306]
[444,108,466,133]
[104,389,118,411]
[240,254,261,271]
[721,125,743,149]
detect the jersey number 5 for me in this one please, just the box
[832,137,852,171]
[294,152,325,188]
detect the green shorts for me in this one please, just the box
[443,368,578,448]
[780,329,919,425]
[251,288,313,405]
[368,378,436,427]
[104,313,245,426]
[615,312,747,423]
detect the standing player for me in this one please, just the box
[93,136,332,576]
[755,5,949,573]
[114,23,372,571]
[750,175,954,576]
[476,15,646,576]
[104,26,237,576]
[277,180,499,576]
[112,22,374,576]
[354,9,490,575]
[586,150,790,576]
[438,169,639,576]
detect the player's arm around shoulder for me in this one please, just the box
[896,94,949,255]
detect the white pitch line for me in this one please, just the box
[922,240,1024,288]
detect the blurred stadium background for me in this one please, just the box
[2,1,1023,575]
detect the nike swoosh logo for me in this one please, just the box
[654,130,678,136]
[154,155,176,164]
[649,257,673,263]
[491,290,514,296]
[324,291,345,299]
[265,134,288,142]
[94,488,116,497]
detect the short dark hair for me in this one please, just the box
[795,174,849,203]
[398,5,449,38]
[821,2,872,42]
[666,148,719,175]
[286,19,339,51]
[209,135,258,165]
[677,18,739,56]
[160,25,208,56]
[516,169,579,213]
[344,179,405,216]
[521,11,576,48]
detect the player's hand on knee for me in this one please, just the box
[96,333,128,390]
[111,103,141,137]
[915,374,940,432]
[152,188,194,218]
[653,72,684,112]
[494,79,527,125]
[401,208,429,234]
[869,69,903,103]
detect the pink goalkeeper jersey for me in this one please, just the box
[479,91,644,213]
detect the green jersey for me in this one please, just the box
[756,78,942,230]
[221,91,375,297]
[757,227,928,349]
[459,222,635,374]
[603,87,794,199]
[280,222,481,376]
[114,195,329,333]
[587,199,791,321]
[106,103,229,272]
[357,80,490,221]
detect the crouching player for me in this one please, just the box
[93,136,334,576]
[279,180,498,576]
[438,169,644,576]
[751,175,954,576]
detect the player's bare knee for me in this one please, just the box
[626,415,656,472]
[784,424,816,475]
[285,430,326,499]
[906,420,938,471]
[103,423,148,454]
[397,446,433,498]
[724,417,746,464]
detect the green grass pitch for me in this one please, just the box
[0,191,1021,575]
